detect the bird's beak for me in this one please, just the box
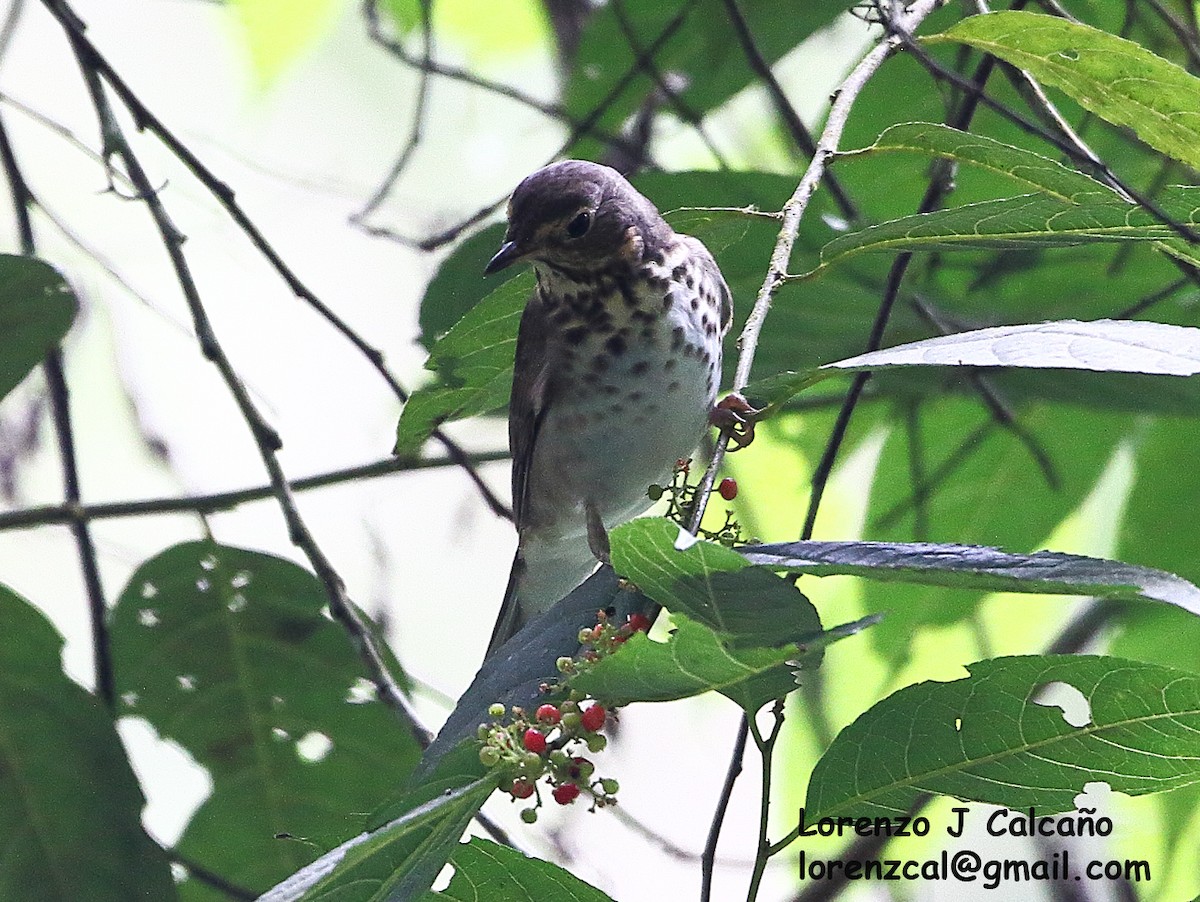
[484,239,523,275]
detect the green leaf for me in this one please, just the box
[841,122,1110,203]
[746,320,1200,416]
[566,0,856,143]
[927,11,1200,172]
[0,585,176,901]
[826,319,1200,377]
[419,224,510,351]
[806,655,1200,820]
[424,838,613,902]
[110,541,421,897]
[279,742,494,902]
[742,539,1200,614]
[0,255,77,403]
[395,272,531,458]
[571,613,876,710]
[606,518,829,711]
[811,189,1200,273]
[610,518,821,647]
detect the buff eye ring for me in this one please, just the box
[565,210,592,239]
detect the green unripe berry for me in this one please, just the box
[647,484,664,501]
[556,656,575,673]
[479,746,500,767]
[488,703,505,718]
[585,734,608,753]
[561,712,582,731]
[521,807,538,824]
[600,778,620,794]
[549,749,569,767]
[578,627,594,644]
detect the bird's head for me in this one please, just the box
[485,160,669,277]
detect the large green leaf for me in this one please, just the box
[810,188,1200,274]
[110,541,421,899]
[565,0,855,145]
[806,656,1200,820]
[424,838,613,902]
[745,319,1200,417]
[0,586,176,901]
[571,613,874,710]
[271,742,494,902]
[928,11,1200,172]
[0,255,77,403]
[841,121,1110,203]
[607,518,827,710]
[395,272,530,458]
[742,539,1200,613]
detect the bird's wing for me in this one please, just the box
[487,292,555,658]
[509,290,554,527]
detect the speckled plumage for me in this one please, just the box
[484,160,731,657]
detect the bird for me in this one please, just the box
[482,159,733,658]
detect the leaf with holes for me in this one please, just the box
[928,11,1200,172]
[0,255,77,403]
[109,541,421,899]
[805,655,1200,820]
[0,586,176,902]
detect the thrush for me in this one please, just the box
[483,160,733,658]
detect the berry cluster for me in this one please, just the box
[478,694,617,823]
[477,610,654,823]
[647,458,750,547]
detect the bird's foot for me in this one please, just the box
[710,392,761,451]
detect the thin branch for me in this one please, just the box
[402,0,701,252]
[170,851,258,901]
[700,715,748,902]
[0,107,115,707]
[34,0,511,522]
[909,293,1060,490]
[352,0,433,224]
[46,0,430,746]
[360,0,648,168]
[693,0,947,889]
[610,0,729,169]
[745,700,785,902]
[718,0,859,224]
[1144,0,1200,71]
[0,0,25,67]
[0,450,509,532]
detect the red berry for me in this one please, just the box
[581,704,607,732]
[552,783,580,805]
[523,728,547,754]
[627,612,652,633]
[510,779,535,799]
[536,704,561,725]
[718,477,738,501]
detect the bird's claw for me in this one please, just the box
[710,392,761,451]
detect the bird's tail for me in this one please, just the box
[485,550,526,658]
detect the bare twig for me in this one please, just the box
[352,0,434,223]
[0,450,509,532]
[403,0,701,252]
[45,0,430,746]
[35,0,511,522]
[610,0,729,168]
[700,715,748,902]
[718,0,859,224]
[0,107,115,707]
[691,0,947,890]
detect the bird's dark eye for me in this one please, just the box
[565,210,592,239]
